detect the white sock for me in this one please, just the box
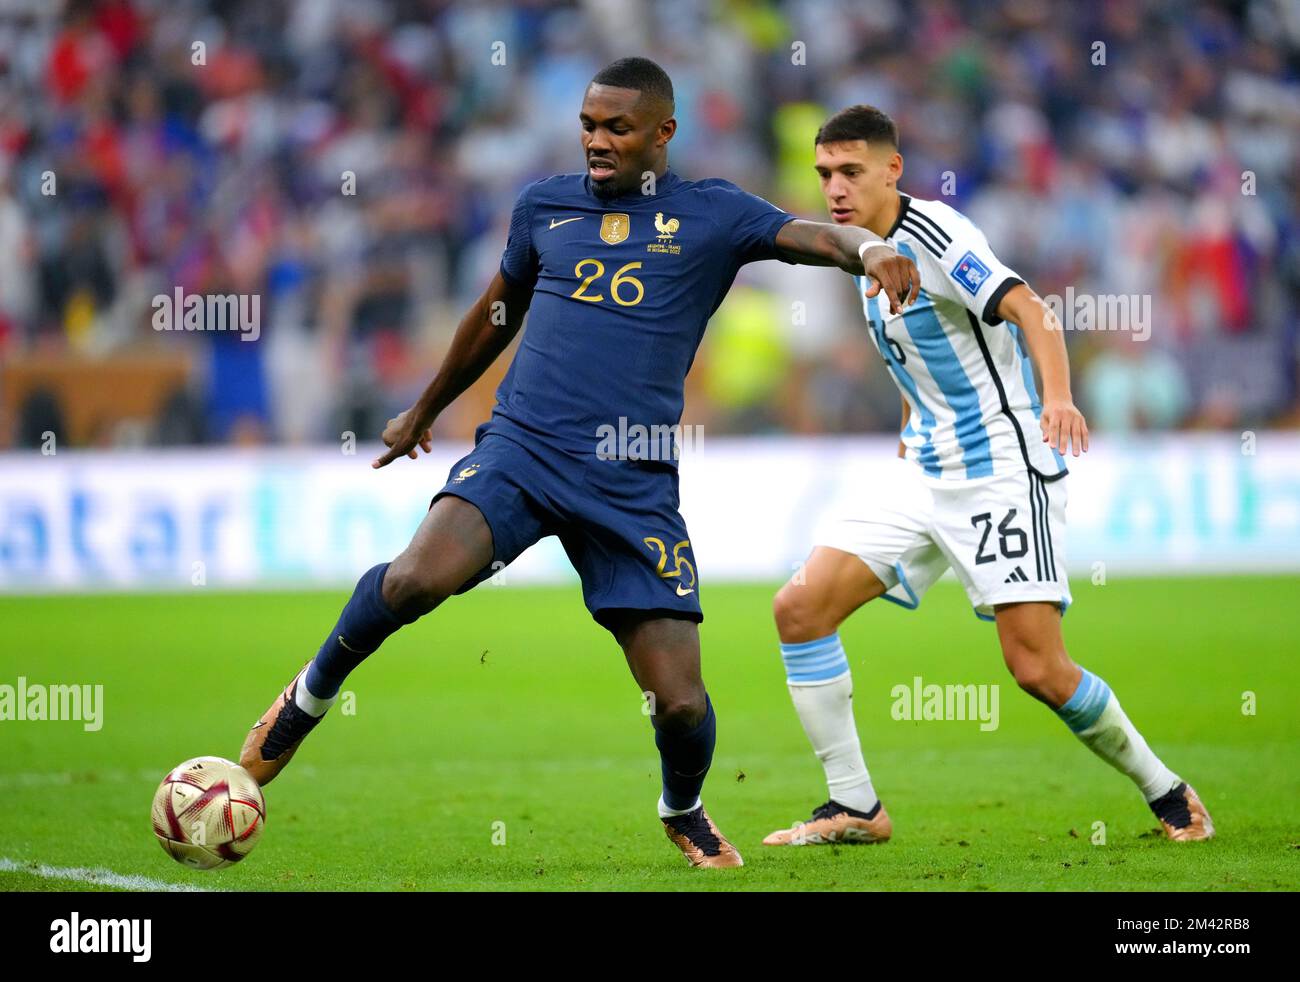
[781,634,879,814]
[658,794,701,818]
[294,676,337,718]
[1056,669,1180,802]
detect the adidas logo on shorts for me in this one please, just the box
[1004,566,1029,583]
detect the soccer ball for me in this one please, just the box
[151,756,266,870]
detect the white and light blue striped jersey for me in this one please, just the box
[853,193,1067,482]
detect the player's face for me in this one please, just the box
[814,140,902,228]
[580,83,675,198]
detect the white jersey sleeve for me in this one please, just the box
[901,200,1024,325]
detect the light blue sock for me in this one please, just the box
[780,634,850,683]
[1054,668,1112,732]
[1054,668,1179,801]
[780,634,877,813]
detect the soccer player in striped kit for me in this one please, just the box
[764,105,1213,847]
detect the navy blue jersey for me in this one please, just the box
[492,170,795,455]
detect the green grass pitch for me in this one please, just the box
[1,576,1296,891]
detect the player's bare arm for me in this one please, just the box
[373,271,533,468]
[774,219,920,314]
[996,283,1089,458]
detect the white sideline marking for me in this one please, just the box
[0,857,216,893]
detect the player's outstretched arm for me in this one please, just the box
[774,219,920,314]
[998,283,1089,457]
[373,271,533,468]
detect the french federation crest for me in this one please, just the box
[600,213,630,244]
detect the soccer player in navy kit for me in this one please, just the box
[239,58,919,868]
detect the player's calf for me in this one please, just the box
[240,499,494,787]
[651,690,713,815]
[1052,667,1213,840]
[995,603,1212,840]
[240,561,418,786]
[651,697,742,868]
[768,551,889,841]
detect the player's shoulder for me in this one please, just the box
[680,176,773,205]
[684,176,744,194]
[900,194,1020,310]
[515,172,589,205]
[898,194,985,250]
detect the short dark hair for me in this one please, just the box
[590,57,675,113]
[815,105,898,149]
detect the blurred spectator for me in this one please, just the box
[1082,332,1192,433]
[0,0,1295,446]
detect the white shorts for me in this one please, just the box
[815,458,1072,621]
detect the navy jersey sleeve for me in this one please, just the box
[499,183,540,289]
[713,181,796,265]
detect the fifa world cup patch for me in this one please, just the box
[950,250,991,295]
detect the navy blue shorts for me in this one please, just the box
[432,426,702,630]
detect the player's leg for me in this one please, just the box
[559,454,744,867]
[763,546,893,844]
[239,434,551,787]
[238,494,495,786]
[995,600,1213,841]
[308,493,495,697]
[604,610,741,868]
[933,469,1213,842]
[764,461,947,845]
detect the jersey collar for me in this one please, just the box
[885,193,911,240]
[584,167,681,202]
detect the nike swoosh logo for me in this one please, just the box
[676,584,695,597]
[548,217,584,229]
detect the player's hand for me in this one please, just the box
[861,245,921,315]
[1040,398,1089,457]
[373,408,434,468]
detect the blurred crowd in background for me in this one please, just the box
[0,0,1297,448]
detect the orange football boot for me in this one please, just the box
[238,664,327,787]
[662,806,744,868]
[763,799,892,846]
[1153,782,1215,842]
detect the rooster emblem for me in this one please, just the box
[654,212,680,241]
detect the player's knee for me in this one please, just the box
[1002,638,1068,699]
[773,582,833,643]
[1006,657,1050,698]
[382,556,455,619]
[652,689,708,733]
